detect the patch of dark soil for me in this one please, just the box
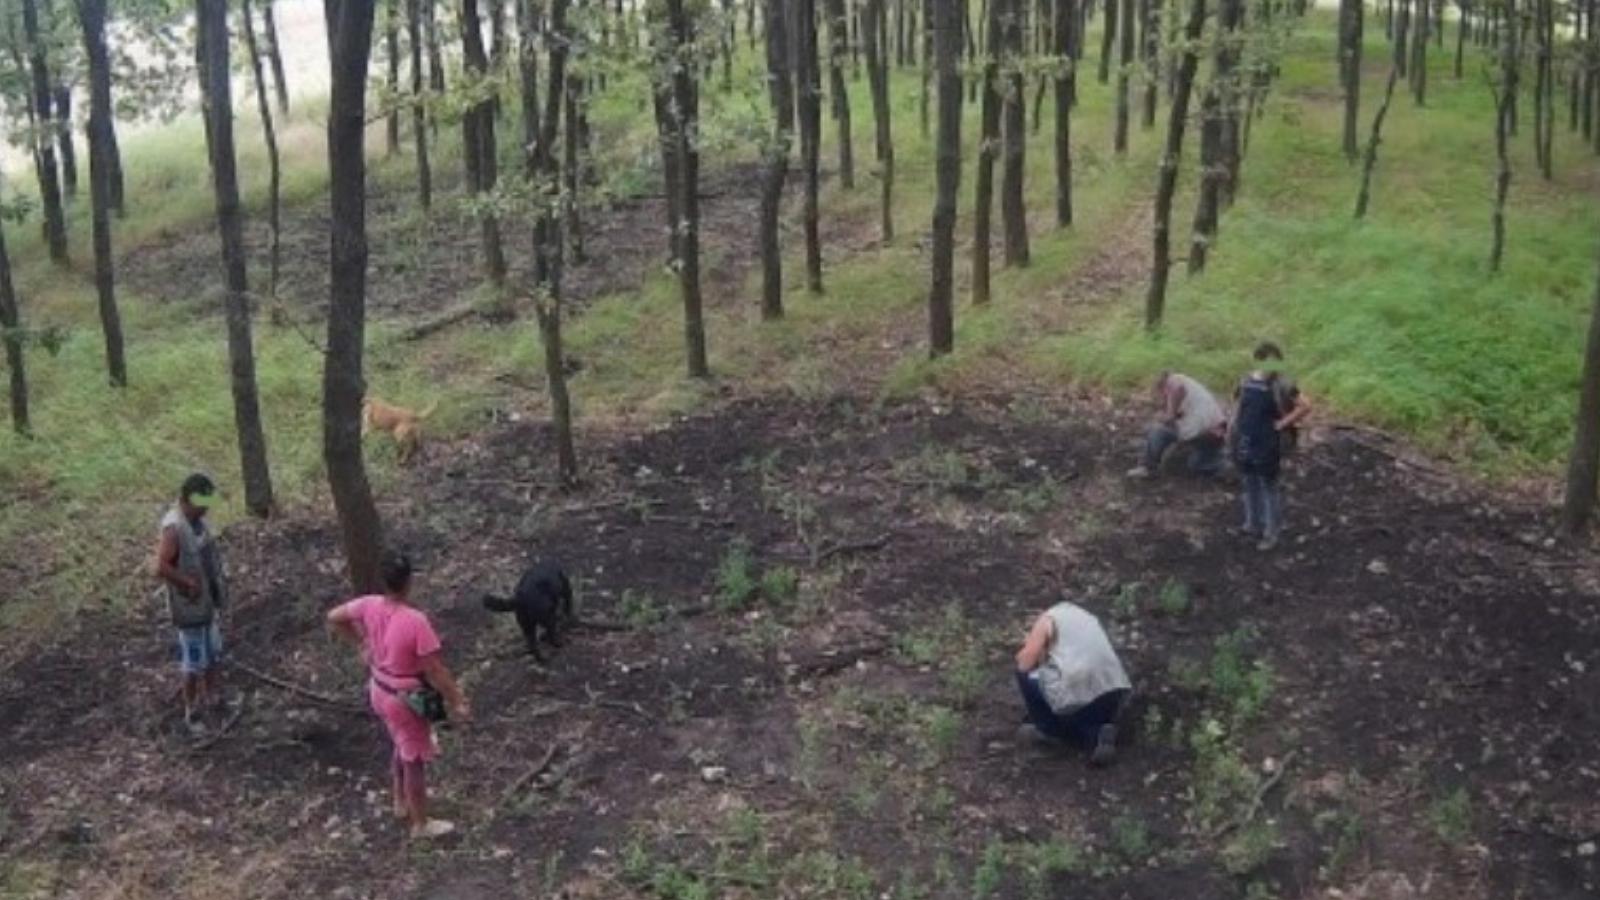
[118,164,775,323]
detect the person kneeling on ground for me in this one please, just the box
[1126,371,1227,479]
[152,473,230,735]
[1014,599,1132,765]
[327,549,470,840]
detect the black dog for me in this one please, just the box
[482,561,574,662]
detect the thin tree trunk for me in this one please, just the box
[23,0,67,264]
[427,0,447,135]
[461,0,508,289]
[263,0,291,113]
[0,212,24,436]
[1342,0,1363,161]
[1098,0,1116,83]
[74,0,126,389]
[1217,0,1242,205]
[1188,83,1220,273]
[1561,241,1600,534]
[1146,0,1205,330]
[921,0,933,135]
[1454,0,1467,78]
[972,0,1001,305]
[1490,0,1517,273]
[663,0,709,376]
[1115,0,1133,152]
[242,0,283,298]
[563,75,585,263]
[1354,67,1399,218]
[929,0,961,357]
[1054,0,1075,225]
[1000,0,1029,265]
[826,0,856,187]
[534,0,569,286]
[197,0,274,516]
[53,86,77,200]
[1140,0,1157,128]
[1411,0,1428,104]
[797,0,825,292]
[324,0,385,592]
[516,0,539,183]
[1395,0,1410,77]
[866,0,896,241]
[411,0,433,207]
[761,0,794,319]
[386,0,402,155]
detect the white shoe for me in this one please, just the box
[410,818,456,840]
[1125,466,1151,479]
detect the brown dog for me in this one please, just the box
[361,397,437,463]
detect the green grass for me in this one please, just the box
[4,8,1597,642]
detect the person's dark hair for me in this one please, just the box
[180,472,216,502]
[1253,341,1284,362]
[379,549,414,594]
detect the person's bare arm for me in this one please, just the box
[420,654,471,722]
[325,602,364,648]
[1278,392,1313,430]
[154,527,199,597]
[1014,615,1055,672]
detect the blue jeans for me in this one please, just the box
[1143,424,1223,475]
[1016,671,1128,746]
[1241,473,1281,537]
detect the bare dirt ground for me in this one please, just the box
[3,388,1598,899]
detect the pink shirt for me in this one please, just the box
[339,595,442,690]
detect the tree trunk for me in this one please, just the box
[1145,0,1205,330]
[797,0,825,292]
[1490,0,1517,273]
[461,0,508,289]
[324,0,385,592]
[242,0,283,298]
[534,0,569,287]
[74,0,126,389]
[0,211,24,436]
[1054,0,1074,225]
[53,86,77,200]
[1354,67,1400,218]
[972,0,1001,305]
[1342,0,1363,161]
[427,0,447,135]
[866,0,896,241]
[1187,84,1220,273]
[386,0,402,155]
[1411,0,1427,104]
[1561,242,1600,534]
[1217,0,1242,205]
[1394,0,1410,77]
[1114,0,1133,152]
[1000,0,1029,265]
[1098,0,1116,83]
[1140,0,1157,128]
[1454,0,1467,79]
[411,0,434,207]
[23,0,67,264]
[263,0,291,113]
[929,0,961,357]
[920,0,933,135]
[663,0,709,377]
[761,0,794,319]
[197,0,274,516]
[516,0,540,182]
[563,75,585,263]
[826,0,856,188]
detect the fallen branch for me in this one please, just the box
[1214,750,1299,840]
[400,304,480,341]
[790,641,890,680]
[584,684,649,718]
[815,533,893,564]
[190,696,249,752]
[575,601,712,633]
[230,660,366,714]
[498,742,561,809]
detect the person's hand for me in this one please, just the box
[1273,418,1289,432]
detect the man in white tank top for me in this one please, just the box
[1126,371,1227,479]
[1014,600,1132,765]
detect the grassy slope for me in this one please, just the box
[0,10,1594,638]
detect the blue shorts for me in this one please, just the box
[176,622,223,674]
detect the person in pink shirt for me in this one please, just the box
[327,550,470,839]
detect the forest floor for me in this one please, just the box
[5,10,1600,900]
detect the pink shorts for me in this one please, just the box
[368,681,437,763]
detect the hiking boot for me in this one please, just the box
[1090,724,1118,767]
[1125,466,1152,480]
[410,819,456,840]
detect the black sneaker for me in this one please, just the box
[1090,724,1117,767]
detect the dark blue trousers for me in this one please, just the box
[1016,671,1129,746]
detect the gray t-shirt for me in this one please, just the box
[1168,374,1225,442]
[160,507,226,628]
[1035,602,1132,713]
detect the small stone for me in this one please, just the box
[700,766,728,783]
[1578,841,1597,858]
[1367,559,1390,576]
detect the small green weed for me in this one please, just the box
[1156,578,1191,616]
[715,538,758,611]
[1110,814,1153,864]
[942,645,989,708]
[619,589,666,629]
[1313,806,1367,878]
[760,565,800,604]
[1112,582,1144,620]
[1018,839,1084,900]
[1208,628,1275,725]
[1428,787,1473,845]
[1221,820,1281,876]
[971,839,1009,899]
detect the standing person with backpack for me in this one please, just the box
[1231,342,1312,550]
[327,549,471,839]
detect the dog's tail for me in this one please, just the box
[418,401,439,420]
[482,594,516,613]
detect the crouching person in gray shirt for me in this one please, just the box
[1014,600,1132,766]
